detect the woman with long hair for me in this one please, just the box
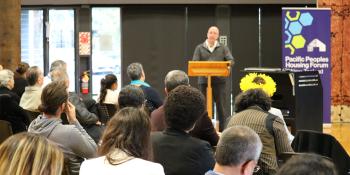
[98,74,118,105]
[0,132,64,175]
[80,107,164,175]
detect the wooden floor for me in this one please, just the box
[323,123,350,155]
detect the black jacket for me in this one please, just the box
[0,87,30,133]
[151,128,215,175]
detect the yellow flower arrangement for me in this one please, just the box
[240,73,277,97]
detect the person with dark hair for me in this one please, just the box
[98,74,118,105]
[193,26,234,132]
[28,81,97,175]
[20,66,44,112]
[0,132,64,175]
[205,126,262,175]
[127,62,162,112]
[152,85,215,175]
[151,70,219,146]
[227,88,293,175]
[80,107,165,175]
[0,69,30,133]
[12,62,30,97]
[117,85,145,110]
[276,153,337,175]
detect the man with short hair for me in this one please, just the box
[151,70,219,146]
[193,26,234,132]
[151,85,215,175]
[127,62,162,112]
[276,153,337,175]
[43,60,67,87]
[20,66,44,112]
[206,126,262,175]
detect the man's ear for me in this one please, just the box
[164,88,168,96]
[241,160,257,175]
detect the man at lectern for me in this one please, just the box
[192,26,234,131]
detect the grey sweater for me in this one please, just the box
[193,42,234,84]
[28,115,97,174]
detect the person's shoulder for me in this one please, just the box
[80,156,106,174]
[131,158,165,174]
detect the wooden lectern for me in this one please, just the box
[188,61,231,119]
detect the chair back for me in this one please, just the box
[292,130,350,174]
[25,110,41,122]
[97,103,117,124]
[0,120,13,144]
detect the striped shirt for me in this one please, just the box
[227,106,293,174]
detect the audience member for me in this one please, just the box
[205,126,262,175]
[51,70,103,143]
[127,62,162,112]
[227,88,293,174]
[12,62,29,97]
[43,60,67,87]
[151,70,219,146]
[28,81,97,175]
[20,66,44,112]
[118,85,145,110]
[80,107,165,175]
[0,132,64,175]
[152,85,215,175]
[98,74,118,105]
[276,153,337,175]
[0,69,30,133]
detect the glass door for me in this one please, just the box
[48,9,75,91]
[91,8,121,98]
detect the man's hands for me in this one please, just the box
[65,101,78,123]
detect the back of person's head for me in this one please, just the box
[0,132,64,175]
[16,62,30,75]
[0,69,14,88]
[99,107,151,163]
[127,62,143,81]
[99,74,118,103]
[39,81,68,115]
[234,88,271,113]
[50,60,67,72]
[51,69,69,87]
[276,153,337,175]
[164,70,189,92]
[26,66,43,86]
[216,126,262,167]
[118,85,145,109]
[164,85,205,131]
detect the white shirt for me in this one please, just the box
[20,86,42,112]
[98,89,119,104]
[205,40,218,53]
[269,107,294,143]
[80,156,165,175]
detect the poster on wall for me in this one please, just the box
[79,32,91,56]
[282,8,331,123]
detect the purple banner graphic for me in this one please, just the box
[282,8,331,123]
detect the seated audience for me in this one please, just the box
[227,88,293,175]
[0,69,30,133]
[98,74,118,105]
[127,62,162,112]
[20,66,44,112]
[205,126,262,175]
[151,70,219,146]
[28,81,97,175]
[0,132,64,175]
[51,70,102,143]
[276,153,337,175]
[12,62,29,98]
[43,60,67,87]
[117,85,145,110]
[152,85,215,175]
[80,107,165,175]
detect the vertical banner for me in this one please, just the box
[282,8,331,123]
[79,32,91,56]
